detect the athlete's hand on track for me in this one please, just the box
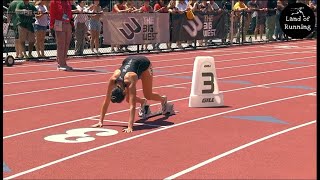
[122,127,133,133]
[91,122,103,128]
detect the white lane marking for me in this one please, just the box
[4,55,315,97]
[256,85,271,88]
[3,65,315,114]
[167,86,188,89]
[3,40,312,69]
[3,76,316,140]
[3,50,316,84]
[164,120,317,180]
[3,92,315,180]
[88,118,165,128]
[3,49,315,76]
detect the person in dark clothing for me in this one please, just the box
[91,56,172,133]
[266,0,277,41]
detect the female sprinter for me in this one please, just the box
[91,55,172,133]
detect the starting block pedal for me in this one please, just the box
[139,103,175,120]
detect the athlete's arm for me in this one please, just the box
[91,76,117,128]
[123,76,138,133]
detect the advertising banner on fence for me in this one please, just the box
[102,13,170,45]
[171,12,227,42]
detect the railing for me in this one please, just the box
[2,9,316,61]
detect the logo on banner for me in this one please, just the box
[183,16,203,37]
[203,15,216,37]
[142,17,158,40]
[118,17,141,40]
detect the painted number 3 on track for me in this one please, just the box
[44,128,118,143]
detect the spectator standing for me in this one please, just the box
[207,0,220,44]
[16,0,37,59]
[139,0,154,51]
[73,0,88,56]
[193,0,212,46]
[221,0,232,43]
[274,0,286,40]
[112,0,129,52]
[126,0,139,12]
[34,0,49,58]
[233,0,251,42]
[167,0,178,50]
[7,0,23,58]
[87,0,103,55]
[306,0,317,38]
[154,0,170,50]
[266,0,277,41]
[254,0,267,41]
[175,0,190,49]
[50,0,73,71]
[247,0,258,35]
[185,0,196,48]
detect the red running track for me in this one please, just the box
[3,40,316,179]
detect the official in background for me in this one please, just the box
[50,0,73,71]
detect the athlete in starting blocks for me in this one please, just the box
[91,55,174,133]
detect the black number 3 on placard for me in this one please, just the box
[202,72,214,94]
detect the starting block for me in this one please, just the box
[189,56,224,107]
[139,103,175,120]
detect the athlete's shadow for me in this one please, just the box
[99,114,175,131]
[70,69,106,73]
[133,115,175,131]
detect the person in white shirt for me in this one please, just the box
[34,0,49,58]
[73,0,89,56]
[87,0,103,54]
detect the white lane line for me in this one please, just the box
[164,120,317,180]
[307,92,317,96]
[3,49,315,76]
[3,40,311,69]
[4,55,315,97]
[88,118,165,128]
[3,50,315,84]
[167,86,188,89]
[3,76,316,140]
[3,92,314,180]
[3,65,315,114]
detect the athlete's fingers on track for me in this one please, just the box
[122,128,133,133]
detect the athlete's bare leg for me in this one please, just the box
[140,65,166,105]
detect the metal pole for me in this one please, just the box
[241,10,244,44]
[230,0,234,46]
